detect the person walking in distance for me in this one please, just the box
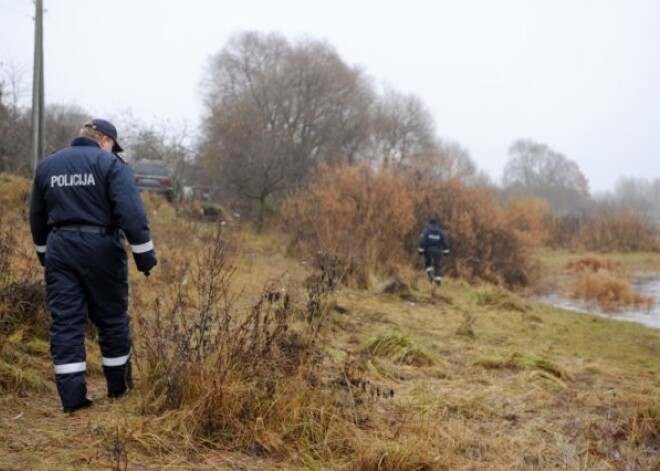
[29,119,158,413]
[418,216,450,286]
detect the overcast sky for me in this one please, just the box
[1,0,658,193]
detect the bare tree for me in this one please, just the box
[502,138,590,214]
[198,31,373,228]
[0,63,31,174]
[597,176,658,220]
[436,140,491,186]
[128,121,191,169]
[366,89,437,167]
[1,63,95,173]
[404,140,491,189]
[44,104,90,155]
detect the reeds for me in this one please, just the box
[566,254,654,311]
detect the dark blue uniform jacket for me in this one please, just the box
[419,223,450,254]
[30,137,152,253]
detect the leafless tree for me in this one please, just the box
[43,104,90,155]
[596,176,660,222]
[437,140,491,186]
[0,63,31,174]
[366,89,437,167]
[502,138,590,214]
[198,31,373,228]
[128,121,191,169]
[404,140,491,189]
[1,63,96,173]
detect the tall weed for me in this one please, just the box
[0,211,48,339]
[133,227,341,456]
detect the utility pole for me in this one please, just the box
[30,0,45,173]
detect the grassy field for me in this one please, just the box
[1,196,659,470]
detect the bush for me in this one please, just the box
[503,197,549,247]
[579,212,659,252]
[282,166,539,289]
[282,164,415,288]
[545,211,660,252]
[409,180,539,288]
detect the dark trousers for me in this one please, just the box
[45,230,131,409]
[424,249,443,284]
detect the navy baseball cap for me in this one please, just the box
[85,119,123,153]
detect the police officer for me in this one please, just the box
[29,119,157,413]
[418,216,450,285]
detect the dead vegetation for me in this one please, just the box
[282,165,541,290]
[565,253,654,312]
[1,172,660,470]
[546,211,660,252]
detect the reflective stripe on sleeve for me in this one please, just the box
[131,240,154,254]
[102,354,130,367]
[35,244,47,253]
[54,361,86,375]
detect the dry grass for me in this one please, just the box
[1,174,660,469]
[565,254,654,312]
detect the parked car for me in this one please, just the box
[131,159,181,202]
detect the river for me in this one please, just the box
[536,276,660,330]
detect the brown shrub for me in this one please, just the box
[566,255,654,311]
[544,214,583,250]
[503,197,549,247]
[579,212,659,252]
[566,253,622,273]
[409,180,539,288]
[282,166,539,289]
[571,271,653,312]
[546,211,660,252]
[282,164,414,288]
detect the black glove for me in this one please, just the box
[418,248,425,255]
[133,250,157,276]
[37,252,45,267]
[443,250,450,256]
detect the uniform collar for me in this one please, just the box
[71,136,102,148]
[70,136,126,163]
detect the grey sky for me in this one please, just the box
[1,0,658,193]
